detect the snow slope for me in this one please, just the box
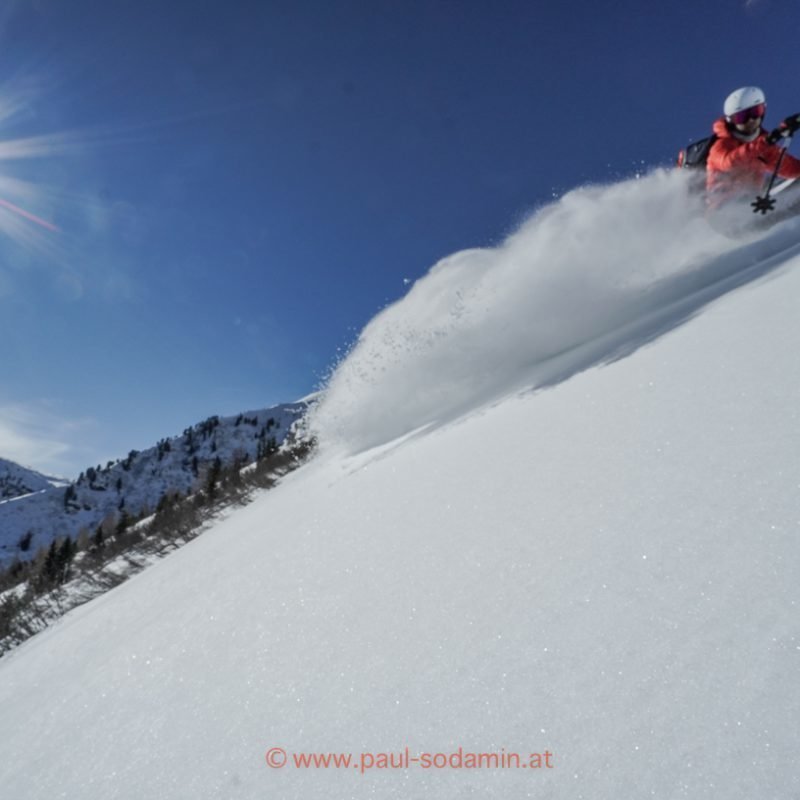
[0,457,64,501]
[1,171,799,799]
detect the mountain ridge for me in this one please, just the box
[0,458,66,502]
[0,401,307,566]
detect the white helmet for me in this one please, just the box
[724,86,766,119]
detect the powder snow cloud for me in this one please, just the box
[310,169,800,455]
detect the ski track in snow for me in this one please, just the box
[311,169,800,455]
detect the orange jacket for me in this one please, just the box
[706,117,800,203]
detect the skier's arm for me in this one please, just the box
[709,135,800,179]
[707,136,774,172]
[777,150,800,180]
[763,115,800,178]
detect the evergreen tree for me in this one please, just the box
[91,526,105,552]
[205,456,223,501]
[56,537,75,583]
[40,541,59,588]
[116,512,130,536]
[63,484,78,510]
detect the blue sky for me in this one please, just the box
[0,0,797,476]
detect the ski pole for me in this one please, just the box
[752,134,793,214]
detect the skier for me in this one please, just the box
[706,86,800,210]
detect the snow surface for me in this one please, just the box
[1,170,799,799]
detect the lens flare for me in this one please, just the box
[0,196,58,232]
[0,85,65,247]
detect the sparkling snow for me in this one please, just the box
[1,170,799,799]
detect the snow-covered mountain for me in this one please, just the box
[1,170,799,799]
[0,457,65,501]
[0,402,306,566]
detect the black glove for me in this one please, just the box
[767,114,800,144]
[784,113,800,133]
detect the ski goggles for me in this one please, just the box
[728,103,766,124]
